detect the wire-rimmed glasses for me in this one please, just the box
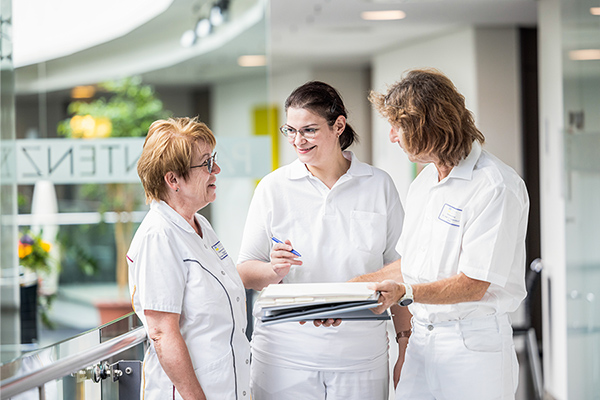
[190,152,217,174]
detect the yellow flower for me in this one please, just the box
[40,241,52,253]
[19,243,33,259]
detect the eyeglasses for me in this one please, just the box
[190,152,217,174]
[279,125,318,139]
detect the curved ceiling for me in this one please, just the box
[13,0,174,67]
[14,0,541,94]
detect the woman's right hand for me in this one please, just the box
[270,239,302,280]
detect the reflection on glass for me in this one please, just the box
[0,313,144,399]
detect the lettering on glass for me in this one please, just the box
[16,138,146,184]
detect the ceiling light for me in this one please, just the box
[569,49,600,60]
[195,18,212,38]
[238,55,267,67]
[361,10,406,20]
[210,5,225,26]
[591,7,600,15]
[180,29,196,48]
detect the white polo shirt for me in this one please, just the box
[399,141,529,324]
[238,151,404,371]
[128,200,250,400]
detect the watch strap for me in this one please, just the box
[395,330,412,342]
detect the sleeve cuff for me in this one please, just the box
[459,265,508,288]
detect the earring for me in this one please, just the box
[176,188,179,192]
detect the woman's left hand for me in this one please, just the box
[299,318,342,327]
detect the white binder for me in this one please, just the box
[254,282,390,326]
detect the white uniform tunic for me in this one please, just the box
[396,141,529,400]
[128,200,251,400]
[238,152,404,372]
[399,141,529,322]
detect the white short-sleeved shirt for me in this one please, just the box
[238,151,404,371]
[128,200,250,400]
[399,141,529,324]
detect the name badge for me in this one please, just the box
[438,203,462,227]
[212,241,229,260]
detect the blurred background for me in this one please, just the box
[1,0,599,399]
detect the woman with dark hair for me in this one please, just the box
[237,81,410,399]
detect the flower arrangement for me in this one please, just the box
[19,230,57,329]
[19,231,52,275]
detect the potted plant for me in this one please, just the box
[18,230,54,342]
[58,77,170,323]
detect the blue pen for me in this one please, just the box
[271,237,302,257]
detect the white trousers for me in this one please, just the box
[396,314,518,400]
[251,358,389,400]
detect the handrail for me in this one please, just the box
[0,326,147,399]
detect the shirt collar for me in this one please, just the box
[445,141,482,181]
[287,151,373,180]
[151,200,196,233]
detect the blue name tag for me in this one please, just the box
[438,203,462,226]
[212,241,229,260]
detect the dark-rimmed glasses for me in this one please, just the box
[280,125,318,139]
[190,152,217,174]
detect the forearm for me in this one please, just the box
[237,260,282,291]
[413,273,490,304]
[153,331,206,400]
[370,272,491,313]
[351,258,404,283]
[391,304,412,333]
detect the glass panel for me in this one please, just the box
[564,132,600,399]
[11,0,269,349]
[562,2,600,397]
[0,313,144,399]
[0,0,19,365]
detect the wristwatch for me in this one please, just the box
[398,282,414,306]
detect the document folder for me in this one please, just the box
[254,282,390,326]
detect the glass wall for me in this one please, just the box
[7,0,269,351]
[0,0,19,364]
[562,0,600,397]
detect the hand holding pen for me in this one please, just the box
[270,237,302,280]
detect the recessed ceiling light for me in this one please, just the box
[591,7,600,15]
[238,55,267,67]
[361,10,406,21]
[569,49,600,60]
[180,30,196,48]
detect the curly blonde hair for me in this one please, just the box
[369,68,484,167]
[137,117,216,203]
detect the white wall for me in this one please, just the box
[211,76,268,261]
[475,28,523,176]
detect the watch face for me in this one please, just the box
[399,298,413,307]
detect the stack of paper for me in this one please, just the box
[254,282,390,326]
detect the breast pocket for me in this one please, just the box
[430,218,463,272]
[350,210,386,255]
